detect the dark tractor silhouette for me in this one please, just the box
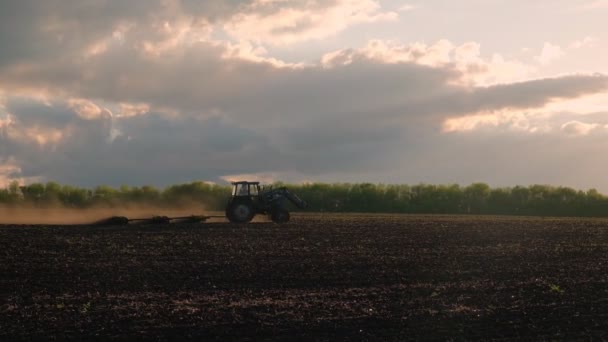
[225,181,307,224]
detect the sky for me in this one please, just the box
[1,0,608,190]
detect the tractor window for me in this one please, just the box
[233,184,249,196]
[250,184,259,196]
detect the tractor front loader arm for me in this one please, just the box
[283,189,308,209]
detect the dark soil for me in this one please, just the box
[2,214,608,340]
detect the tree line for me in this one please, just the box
[1,181,608,217]
[0,181,230,210]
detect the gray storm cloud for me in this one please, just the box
[1,0,608,189]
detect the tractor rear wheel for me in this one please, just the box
[271,208,290,224]
[226,202,255,223]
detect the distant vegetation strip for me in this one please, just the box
[1,181,608,217]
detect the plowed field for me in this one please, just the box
[2,214,608,340]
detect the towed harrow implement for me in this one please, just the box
[95,215,224,226]
[90,181,307,226]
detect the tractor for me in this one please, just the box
[225,181,307,224]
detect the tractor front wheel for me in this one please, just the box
[271,208,290,224]
[226,202,255,223]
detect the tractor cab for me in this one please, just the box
[231,181,260,198]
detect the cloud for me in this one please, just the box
[442,106,608,135]
[68,99,112,120]
[118,103,151,118]
[0,97,274,185]
[581,0,608,10]
[1,1,608,190]
[398,4,419,12]
[0,0,397,53]
[322,40,535,86]
[0,0,163,66]
[394,127,608,191]
[222,0,398,45]
[561,121,601,136]
[1,56,606,187]
[569,36,598,49]
[535,42,564,65]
